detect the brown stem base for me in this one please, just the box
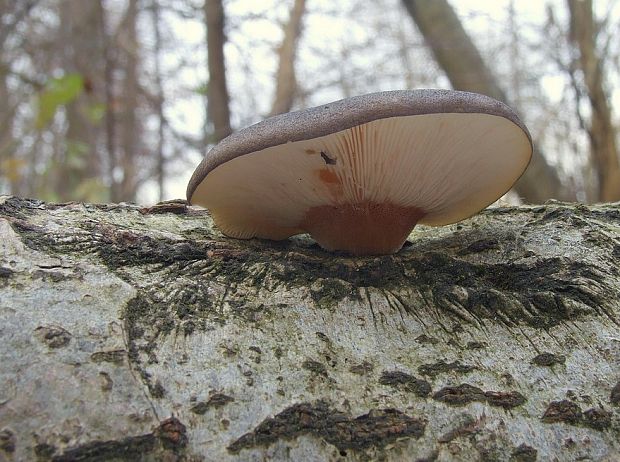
[301,202,425,256]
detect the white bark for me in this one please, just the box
[1,195,619,461]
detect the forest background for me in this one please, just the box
[1,0,619,205]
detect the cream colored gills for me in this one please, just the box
[194,113,531,240]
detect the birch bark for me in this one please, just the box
[1,196,619,461]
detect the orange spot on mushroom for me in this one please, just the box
[317,168,344,198]
[300,201,426,256]
[305,149,317,155]
[318,169,340,184]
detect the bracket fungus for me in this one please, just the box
[187,89,532,256]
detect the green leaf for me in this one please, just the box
[36,74,84,129]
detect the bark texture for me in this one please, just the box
[402,0,572,203]
[1,195,620,461]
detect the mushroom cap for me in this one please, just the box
[187,89,532,255]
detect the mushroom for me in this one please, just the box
[187,89,532,256]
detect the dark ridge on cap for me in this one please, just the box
[187,89,532,202]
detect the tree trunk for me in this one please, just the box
[401,0,573,204]
[0,59,18,194]
[567,0,620,202]
[57,0,105,202]
[1,195,620,460]
[117,0,140,203]
[205,0,232,142]
[151,0,166,203]
[99,1,119,204]
[269,0,307,117]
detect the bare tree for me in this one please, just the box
[150,0,166,202]
[567,0,620,202]
[269,0,307,116]
[0,1,18,194]
[205,0,232,142]
[98,1,119,203]
[57,0,105,201]
[401,0,573,203]
[116,0,141,202]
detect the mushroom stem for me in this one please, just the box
[301,202,426,256]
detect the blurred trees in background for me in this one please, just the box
[0,0,619,204]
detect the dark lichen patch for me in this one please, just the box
[149,380,166,399]
[31,269,70,283]
[0,428,16,453]
[415,253,614,329]
[191,393,235,414]
[458,238,500,255]
[466,341,487,350]
[139,199,188,215]
[228,301,273,324]
[510,444,537,462]
[124,294,188,395]
[50,434,157,462]
[90,350,126,364]
[349,361,374,375]
[227,400,425,454]
[583,407,612,431]
[433,384,486,406]
[0,266,14,279]
[0,196,45,220]
[484,258,610,323]
[35,442,56,459]
[536,205,594,227]
[208,393,235,408]
[531,352,566,367]
[437,414,477,443]
[190,402,209,415]
[418,360,476,378]
[49,417,186,461]
[484,391,527,409]
[415,334,439,345]
[9,197,618,332]
[157,417,188,449]
[83,223,208,270]
[432,384,525,409]
[379,371,431,397]
[315,331,331,343]
[274,347,284,359]
[611,381,620,405]
[310,279,355,309]
[99,372,113,391]
[302,359,328,377]
[34,325,71,349]
[542,401,612,431]
[542,400,582,424]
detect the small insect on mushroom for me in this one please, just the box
[187,89,532,256]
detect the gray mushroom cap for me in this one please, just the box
[187,89,532,255]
